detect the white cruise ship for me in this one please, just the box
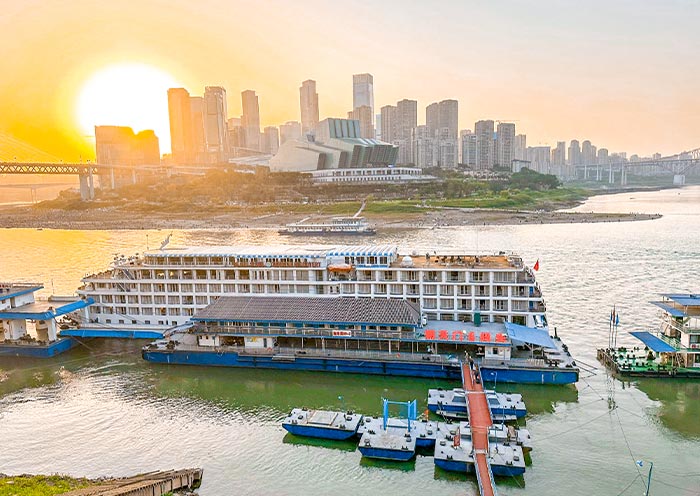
[77,245,546,333]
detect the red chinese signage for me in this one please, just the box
[424,329,508,344]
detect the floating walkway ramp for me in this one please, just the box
[462,363,498,496]
[61,468,203,496]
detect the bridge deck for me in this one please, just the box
[462,363,497,496]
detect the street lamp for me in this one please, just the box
[636,460,653,496]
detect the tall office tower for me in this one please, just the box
[514,134,527,160]
[167,88,193,164]
[279,121,302,145]
[597,148,609,165]
[203,86,228,162]
[461,131,477,167]
[568,140,581,166]
[438,100,458,140]
[299,80,319,137]
[380,105,397,144]
[496,122,516,168]
[227,117,245,156]
[411,125,435,168]
[375,114,382,141]
[241,90,261,151]
[526,146,552,174]
[262,126,280,155]
[352,73,374,117]
[189,97,207,163]
[581,140,596,165]
[474,120,495,169]
[348,105,374,138]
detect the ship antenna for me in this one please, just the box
[160,232,172,251]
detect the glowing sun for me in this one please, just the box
[76,63,180,153]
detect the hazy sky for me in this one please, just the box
[1,0,699,159]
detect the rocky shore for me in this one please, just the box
[0,204,660,231]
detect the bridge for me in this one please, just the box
[573,148,700,186]
[0,162,168,200]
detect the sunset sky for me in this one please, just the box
[1,0,699,160]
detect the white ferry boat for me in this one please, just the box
[279,216,376,236]
[75,244,578,384]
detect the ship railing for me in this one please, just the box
[176,343,455,363]
[196,324,411,341]
[481,357,570,369]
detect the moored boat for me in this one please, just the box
[427,388,527,418]
[281,408,362,440]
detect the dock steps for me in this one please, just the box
[61,468,203,496]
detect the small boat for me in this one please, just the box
[279,201,376,236]
[358,416,438,449]
[433,422,526,476]
[357,399,419,461]
[282,408,363,440]
[428,388,527,419]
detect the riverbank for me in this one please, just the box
[0,198,661,231]
[0,469,202,496]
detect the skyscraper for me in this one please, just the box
[514,134,527,161]
[496,122,516,168]
[262,126,280,155]
[597,148,609,164]
[352,73,374,116]
[241,90,261,152]
[394,99,417,164]
[348,105,374,139]
[227,117,244,156]
[581,140,596,165]
[461,131,477,167]
[95,125,160,188]
[526,146,551,174]
[474,120,495,170]
[380,105,397,144]
[426,100,458,168]
[203,86,228,162]
[299,80,319,137]
[190,96,207,163]
[411,125,434,168]
[167,88,193,164]
[568,139,581,166]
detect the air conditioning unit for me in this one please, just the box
[690,343,699,349]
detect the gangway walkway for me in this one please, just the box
[462,362,498,496]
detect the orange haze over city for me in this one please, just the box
[0,0,699,161]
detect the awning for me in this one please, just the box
[629,331,677,353]
[504,322,557,349]
[650,301,686,317]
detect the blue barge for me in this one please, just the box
[142,295,579,385]
[282,408,363,440]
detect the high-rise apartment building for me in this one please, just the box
[380,105,397,144]
[241,90,261,152]
[496,122,516,168]
[411,125,434,168]
[262,126,280,155]
[475,120,495,170]
[352,73,374,117]
[227,118,245,156]
[279,121,302,145]
[425,100,458,168]
[299,80,319,137]
[167,88,193,164]
[461,132,477,167]
[425,103,439,136]
[348,105,374,139]
[581,140,596,165]
[203,86,228,162]
[568,140,581,166]
[514,134,527,161]
[435,128,458,168]
[597,148,609,164]
[526,146,551,174]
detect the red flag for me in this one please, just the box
[533,259,540,271]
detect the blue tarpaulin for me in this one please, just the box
[504,322,557,349]
[629,331,677,353]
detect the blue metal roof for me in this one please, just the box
[660,294,700,307]
[504,322,557,349]
[0,298,94,320]
[650,301,687,317]
[629,331,677,353]
[326,245,397,258]
[0,285,43,302]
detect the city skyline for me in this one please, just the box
[1,0,699,161]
